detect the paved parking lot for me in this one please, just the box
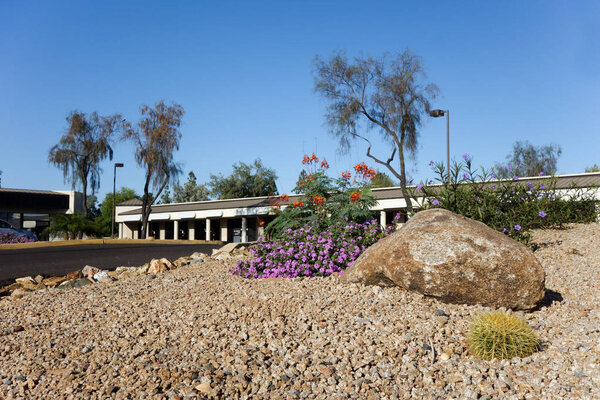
[0,242,221,286]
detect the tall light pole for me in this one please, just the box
[112,162,124,239]
[429,109,450,173]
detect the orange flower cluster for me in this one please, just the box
[302,153,319,165]
[269,196,282,209]
[297,173,316,187]
[353,162,377,180]
[350,191,361,202]
[320,160,329,169]
[258,220,265,226]
[312,196,324,206]
[293,200,304,208]
[341,171,352,180]
[279,194,290,203]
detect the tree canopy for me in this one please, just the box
[208,159,278,199]
[158,184,172,204]
[48,111,123,214]
[173,171,210,203]
[313,50,438,212]
[123,100,184,238]
[585,164,599,173]
[494,141,562,178]
[369,172,397,188]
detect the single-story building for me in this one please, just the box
[116,172,600,243]
[0,188,84,238]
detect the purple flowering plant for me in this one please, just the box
[408,156,598,243]
[0,233,36,244]
[232,214,402,278]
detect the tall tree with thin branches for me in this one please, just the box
[314,50,438,213]
[49,111,123,215]
[494,141,562,178]
[123,100,184,239]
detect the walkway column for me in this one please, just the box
[174,220,179,240]
[188,220,195,240]
[205,218,211,241]
[241,217,247,243]
[380,211,387,229]
[159,222,166,240]
[220,219,228,242]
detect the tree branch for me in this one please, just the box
[353,133,402,181]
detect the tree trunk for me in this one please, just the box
[82,176,88,217]
[398,143,413,214]
[140,175,151,239]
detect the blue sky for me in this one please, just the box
[1,1,599,201]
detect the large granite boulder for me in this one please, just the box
[341,208,545,310]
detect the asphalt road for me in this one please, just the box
[0,243,221,286]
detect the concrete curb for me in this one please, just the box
[0,239,224,250]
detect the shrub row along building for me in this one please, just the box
[116,172,600,243]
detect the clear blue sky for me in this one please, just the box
[1,1,599,201]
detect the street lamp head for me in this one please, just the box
[429,109,446,118]
[115,163,124,168]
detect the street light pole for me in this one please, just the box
[445,109,450,171]
[429,109,450,175]
[112,163,124,239]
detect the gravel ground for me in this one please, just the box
[0,223,598,399]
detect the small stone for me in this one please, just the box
[42,276,67,288]
[148,274,157,279]
[2,378,12,385]
[195,382,213,395]
[57,280,75,289]
[575,371,587,378]
[317,365,333,376]
[136,264,149,274]
[14,375,26,382]
[440,352,450,361]
[15,276,37,290]
[433,309,448,317]
[72,278,92,288]
[422,343,432,351]
[92,270,114,283]
[10,288,31,297]
[34,275,43,283]
[66,270,82,280]
[82,265,99,278]
[148,258,173,274]
[12,325,24,333]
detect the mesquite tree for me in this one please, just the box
[123,100,184,239]
[208,158,278,200]
[314,50,438,213]
[495,140,562,178]
[49,111,123,215]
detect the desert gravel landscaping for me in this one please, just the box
[1,223,599,399]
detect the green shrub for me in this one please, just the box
[45,213,101,240]
[412,155,598,243]
[468,311,539,360]
[265,155,378,238]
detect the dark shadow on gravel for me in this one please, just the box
[534,288,563,310]
[529,240,563,252]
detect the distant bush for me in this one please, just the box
[45,213,101,240]
[413,155,598,242]
[0,233,36,244]
[468,311,538,360]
